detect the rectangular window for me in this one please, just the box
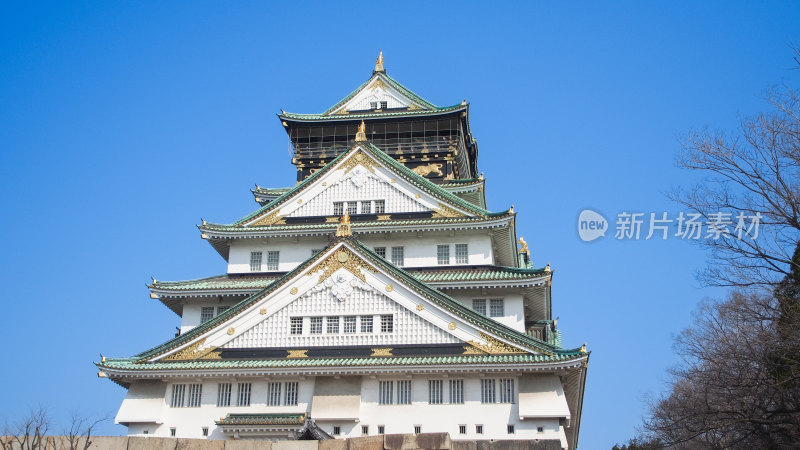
[375,200,385,214]
[361,315,373,333]
[266,251,280,271]
[379,381,394,405]
[216,306,229,316]
[455,244,469,264]
[507,425,515,434]
[480,379,496,403]
[200,307,215,324]
[361,200,372,214]
[267,382,282,406]
[217,383,231,407]
[250,251,262,272]
[490,299,504,317]
[310,317,323,334]
[347,201,357,215]
[202,427,208,437]
[476,425,484,435]
[414,425,421,434]
[437,245,450,265]
[380,101,388,110]
[397,380,411,405]
[428,380,443,404]
[472,299,486,315]
[327,316,339,334]
[381,315,394,333]
[187,383,202,407]
[333,201,344,216]
[362,425,369,435]
[499,378,515,403]
[537,426,544,433]
[449,379,464,404]
[378,425,385,434]
[170,428,176,437]
[344,316,356,333]
[285,382,298,406]
[374,247,386,258]
[237,383,251,406]
[370,101,378,109]
[290,317,303,335]
[333,426,341,436]
[459,425,466,435]
[170,384,185,408]
[391,247,404,266]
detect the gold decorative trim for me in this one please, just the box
[227,328,235,335]
[371,77,387,90]
[287,349,308,359]
[297,199,303,204]
[370,348,393,357]
[431,203,465,219]
[412,163,443,177]
[307,247,376,282]
[377,214,391,221]
[290,287,298,295]
[260,308,267,315]
[385,284,394,292]
[163,338,221,361]
[448,322,457,330]
[462,345,487,355]
[341,149,376,174]
[416,304,424,311]
[466,332,527,355]
[249,210,285,227]
[326,216,340,223]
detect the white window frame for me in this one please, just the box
[200,307,214,324]
[480,379,496,403]
[187,383,202,407]
[217,383,231,407]
[361,315,373,333]
[449,379,464,404]
[237,383,251,407]
[333,202,344,215]
[397,380,411,405]
[499,378,515,403]
[437,244,450,265]
[249,251,262,272]
[472,299,487,315]
[428,379,443,405]
[379,380,394,405]
[310,317,323,334]
[170,384,185,408]
[455,243,469,264]
[285,381,299,406]
[391,247,404,266]
[489,299,504,317]
[381,315,393,333]
[266,251,280,271]
[374,247,386,258]
[375,200,385,214]
[326,316,339,334]
[290,317,303,335]
[343,316,356,333]
[267,382,281,406]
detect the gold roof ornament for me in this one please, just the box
[375,50,384,72]
[336,210,352,237]
[355,120,367,141]
[545,262,551,272]
[518,237,529,255]
[580,342,587,354]
[461,99,467,106]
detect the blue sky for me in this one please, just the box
[1,2,799,448]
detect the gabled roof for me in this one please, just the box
[102,237,579,368]
[324,71,436,115]
[203,141,509,231]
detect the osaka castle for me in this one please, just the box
[97,52,589,449]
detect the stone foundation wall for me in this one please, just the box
[2,434,561,450]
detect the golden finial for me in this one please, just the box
[97,371,107,378]
[461,99,466,106]
[375,50,384,72]
[509,205,515,213]
[544,263,551,272]
[201,218,206,225]
[355,120,367,141]
[479,172,484,180]
[336,210,352,237]
[517,237,529,254]
[151,277,157,285]
[580,343,587,354]
[100,353,106,363]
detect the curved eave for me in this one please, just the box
[279,104,468,123]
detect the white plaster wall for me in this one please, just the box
[182,300,241,332]
[228,233,494,274]
[447,293,525,333]
[120,375,567,446]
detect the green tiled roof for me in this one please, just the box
[206,141,508,231]
[118,239,574,366]
[151,266,549,293]
[253,187,290,196]
[280,104,465,121]
[216,414,305,426]
[100,353,585,371]
[320,72,436,116]
[253,178,482,196]
[203,215,512,234]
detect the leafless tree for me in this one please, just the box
[0,409,106,450]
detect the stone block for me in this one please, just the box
[452,440,477,450]
[384,433,450,450]
[318,439,347,450]
[87,436,131,450]
[224,440,273,450]
[346,435,383,450]
[476,440,563,450]
[177,438,224,450]
[127,436,178,450]
[272,441,318,450]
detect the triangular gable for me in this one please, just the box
[324,72,435,116]
[141,239,563,363]
[236,142,498,228]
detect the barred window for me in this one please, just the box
[437,245,450,265]
[362,425,369,435]
[379,380,394,405]
[266,251,280,271]
[375,200,385,214]
[472,299,487,315]
[250,251,262,272]
[267,382,281,406]
[391,246,404,266]
[361,315,373,333]
[507,425,515,434]
[459,425,466,435]
[290,317,303,335]
[285,382,298,406]
[237,383,251,406]
[380,101,388,109]
[202,427,208,437]
[327,316,339,334]
[333,202,344,215]
[499,378,515,403]
[310,317,323,334]
[344,316,357,333]
[216,306,229,316]
[414,425,421,434]
[428,380,443,404]
[187,384,202,407]
[455,244,469,264]
[480,379,496,403]
[170,428,176,437]
[381,315,394,333]
[370,101,378,109]
[333,426,341,435]
[347,201,357,215]
[378,425,385,434]
[476,425,483,434]
[397,380,411,405]
[449,379,464,404]
[361,200,372,214]
[170,384,185,407]
[489,299,504,317]
[217,383,231,407]
[374,247,386,258]
[200,307,214,324]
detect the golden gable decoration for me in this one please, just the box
[432,203,465,219]
[162,338,221,361]
[307,247,376,283]
[248,209,286,227]
[466,332,528,355]
[341,149,376,174]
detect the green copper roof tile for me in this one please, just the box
[217,414,306,426]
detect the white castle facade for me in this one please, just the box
[97,54,589,449]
